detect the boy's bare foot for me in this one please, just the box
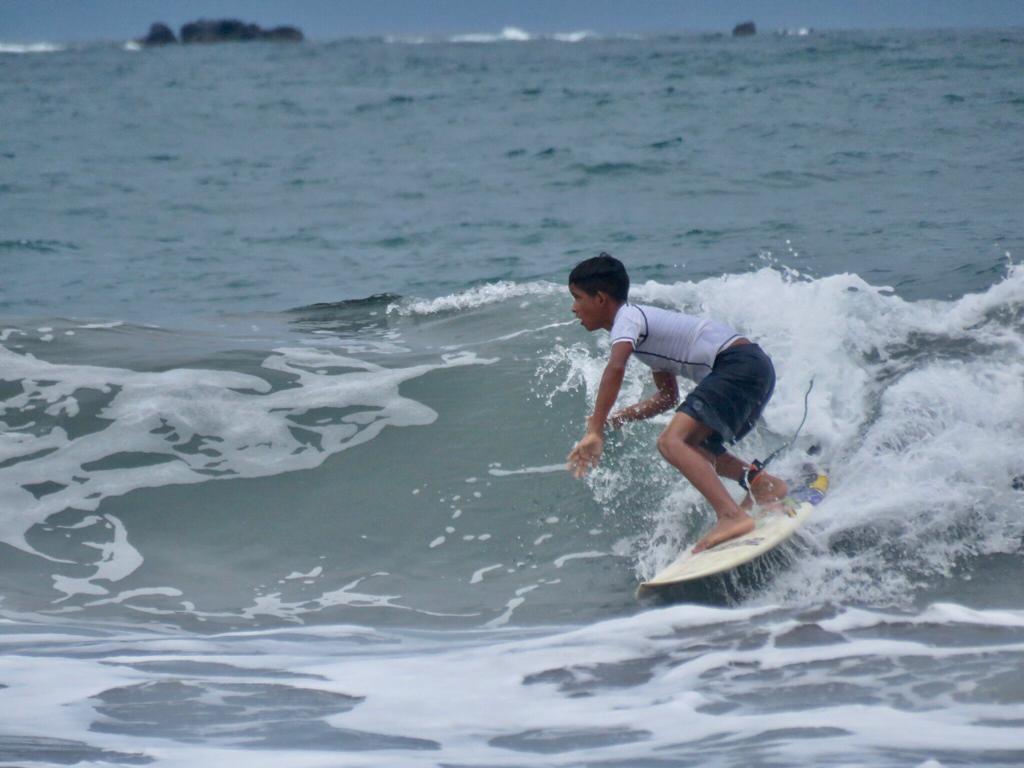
[692,513,756,553]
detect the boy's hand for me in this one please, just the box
[567,433,604,478]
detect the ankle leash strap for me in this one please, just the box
[738,377,814,491]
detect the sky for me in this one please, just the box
[2,0,1023,42]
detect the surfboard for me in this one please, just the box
[636,472,829,598]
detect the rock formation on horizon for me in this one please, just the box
[732,21,757,37]
[139,19,303,46]
[180,19,304,43]
[141,23,177,45]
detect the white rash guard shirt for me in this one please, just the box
[609,303,741,383]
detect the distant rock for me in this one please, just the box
[182,19,304,43]
[137,18,304,45]
[181,19,257,43]
[141,22,177,46]
[732,21,757,37]
[261,26,305,42]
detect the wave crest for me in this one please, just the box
[387,280,562,315]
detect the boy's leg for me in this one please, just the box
[657,412,755,552]
[711,452,788,510]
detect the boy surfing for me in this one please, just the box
[566,254,787,552]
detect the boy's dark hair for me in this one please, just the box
[568,253,629,302]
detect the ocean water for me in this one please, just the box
[2,27,1024,767]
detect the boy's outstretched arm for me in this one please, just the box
[609,371,679,428]
[567,342,632,478]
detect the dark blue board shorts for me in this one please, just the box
[677,342,775,455]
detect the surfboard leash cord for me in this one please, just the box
[739,377,814,491]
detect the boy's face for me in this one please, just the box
[569,284,611,331]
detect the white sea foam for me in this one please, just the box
[0,344,494,600]
[552,30,597,43]
[488,463,566,476]
[0,42,64,54]
[470,563,503,584]
[553,551,606,568]
[450,26,532,44]
[285,567,323,580]
[2,601,1021,766]
[83,586,183,607]
[387,29,598,45]
[76,321,124,329]
[485,583,539,627]
[820,602,1024,633]
[0,328,26,341]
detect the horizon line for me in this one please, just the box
[3,24,1023,46]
